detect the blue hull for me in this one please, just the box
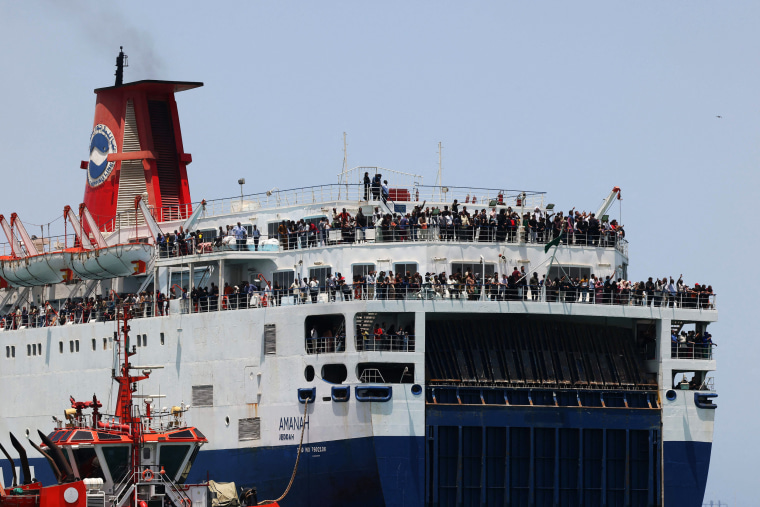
[663,441,712,507]
[1,436,709,506]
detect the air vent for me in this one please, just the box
[264,324,276,355]
[192,385,214,407]
[238,417,261,441]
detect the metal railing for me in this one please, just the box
[156,228,629,259]
[306,335,347,354]
[147,183,548,224]
[357,334,415,352]
[0,281,715,336]
[672,343,715,360]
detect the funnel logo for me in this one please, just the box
[87,124,117,187]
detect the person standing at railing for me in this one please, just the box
[364,172,371,201]
[232,222,246,251]
[372,173,382,201]
[381,179,389,204]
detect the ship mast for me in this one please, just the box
[113,306,150,475]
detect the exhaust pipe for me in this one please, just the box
[27,439,62,484]
[0,442,17,487]
[37,430,75,483]
[9,433,32,484]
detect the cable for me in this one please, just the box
[258,398,309,505]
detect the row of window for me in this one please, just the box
[5,333,166,359]
[6,344,42,358]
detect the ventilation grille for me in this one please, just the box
[265,324,276,355]
[116,99,147,228]
[192,385,214,407]
[148,100,181,217]
[238,417,261,441]
[86,494,105,507]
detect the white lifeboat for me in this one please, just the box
[0,252,68,287]
[0,214,69,287]
[66,242,153,280]
[62,203,155,280]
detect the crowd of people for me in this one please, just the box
[672,330,716,360]
[155,199,627,258]
[0,269,715,331]
[0,291,172,329]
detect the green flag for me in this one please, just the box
[544,232,563,254]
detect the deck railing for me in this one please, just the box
[672,343,715,360]
[156,227,629,258]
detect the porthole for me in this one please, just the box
[225,416,230,426]
[666,390,677,401]
[24,428,29,437]
[304,365,315,382]
[411,384,423,396]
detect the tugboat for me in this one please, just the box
[0,304,279,507]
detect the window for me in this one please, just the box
[357,363,415,384]
[309,266,332,286]
[547,265,591,282]
[272,271,295,291]
[322,364,348,384]
[267,222,280,239]
[352,263,376,279]
[69,341,74,353]
[75,340,80,353]
[5,346,9,358]
[197,229,217,241]
[72,447,105,480]
[27,345,31,357]
[101,446,130,483]
[103,338,107,350]
[159,445,192,482]
[450,262,496,278]
[142,335,147,347]
[160,332,165,345]
[179,446,200,484]
[305,314,346,354]
[38,343,41,355]
[10,346,14,358]
[393,263,418,277]
[92,339,97,351]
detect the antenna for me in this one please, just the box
[436,142,443,200]
[342,132,348,175]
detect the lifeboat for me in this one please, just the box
[65,242,153,279]
[0,252,68,287]
[62,204,154,280]
[0,214,69,287]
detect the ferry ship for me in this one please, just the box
[0,51,717,507]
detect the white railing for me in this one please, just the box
[672,343,716,360]
[156,228,629,259]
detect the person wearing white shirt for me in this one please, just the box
[365,271,376,300]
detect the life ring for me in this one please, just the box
[142,469,154,482]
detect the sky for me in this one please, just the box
[0,1,758,502]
